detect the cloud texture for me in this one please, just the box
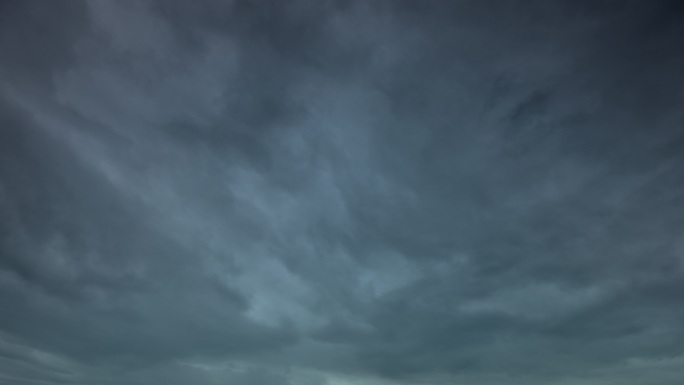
[1,1,684,384]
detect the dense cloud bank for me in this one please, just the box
[1,1,684,384]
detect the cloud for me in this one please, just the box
[2,0,684,384]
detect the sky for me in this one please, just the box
[1,0,684,384]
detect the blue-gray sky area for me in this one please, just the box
[1,1,684,384]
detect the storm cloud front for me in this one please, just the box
[1,1,684,384]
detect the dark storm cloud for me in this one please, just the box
[2,1,684,384]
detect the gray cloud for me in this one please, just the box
[1,0,684,384]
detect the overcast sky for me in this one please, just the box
[1,1,684,384]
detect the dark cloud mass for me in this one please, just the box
[1,0,684,384]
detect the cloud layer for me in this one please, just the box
[2,1,684,384]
